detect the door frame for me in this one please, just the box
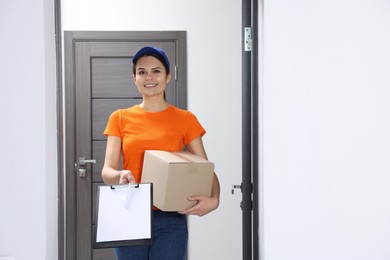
[242,0,260,259]
[60,31,187,260]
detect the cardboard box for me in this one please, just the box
[141,150,214,212]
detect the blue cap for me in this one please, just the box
[132,46,170,72]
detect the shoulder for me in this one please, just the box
[168,106,203,129]
[110,105,139,117]
[168,105,196,118]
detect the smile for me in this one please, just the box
[144,83,157,88]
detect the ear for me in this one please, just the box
[166,73,172,84]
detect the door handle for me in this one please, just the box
[79,157,97,166]
[231,184,242,194]
[77,157,96,178]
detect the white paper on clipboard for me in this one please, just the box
[94,183,153,248]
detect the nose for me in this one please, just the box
[146,72,153,80]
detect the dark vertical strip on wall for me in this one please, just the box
[242,0,253,259]
[252,0,259,259]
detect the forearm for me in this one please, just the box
[179,173,220,216]
[101,166,121,185]
[102,135,123,185]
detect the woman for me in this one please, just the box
[101,46,220,260]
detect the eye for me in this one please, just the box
[152,69,161,74]
[137,70,145,76]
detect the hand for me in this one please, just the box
[179,195,219,217]
[118,170,135,184]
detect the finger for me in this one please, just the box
[179,205,196,215]
[188,195,207,202]
[180,209,197,215]
[119,176,131,184]
[121,170,135,183]
[126,175,135,184]
[119,178,129,184]
[179,203,202,215]
[179,205,195,214]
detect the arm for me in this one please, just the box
[101,135,135,185]
[178,136,220,216]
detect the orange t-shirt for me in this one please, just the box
[104,105,206,183]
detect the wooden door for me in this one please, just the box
[64,31,187,260]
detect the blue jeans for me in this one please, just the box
[114,210,188,260]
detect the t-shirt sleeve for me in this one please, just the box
[185,111,206,145]
[103,110,122,137]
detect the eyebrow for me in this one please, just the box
[136,66,164,71]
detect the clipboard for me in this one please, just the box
[93,183,153,249]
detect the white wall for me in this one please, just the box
[62,1,242,259]
[0,0,57,260]
[263,0,390,259]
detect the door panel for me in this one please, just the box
[65,32,186,260]
[91,58,141,98]
[92,141,106,182]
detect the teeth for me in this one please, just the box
[145,84,157,87]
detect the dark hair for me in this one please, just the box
[132,53,170,76]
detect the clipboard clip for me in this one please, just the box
[110,184,139,190]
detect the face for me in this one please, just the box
[133,56,171,99]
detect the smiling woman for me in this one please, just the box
[101,46,220,260]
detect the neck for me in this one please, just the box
[139,98,169,112]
